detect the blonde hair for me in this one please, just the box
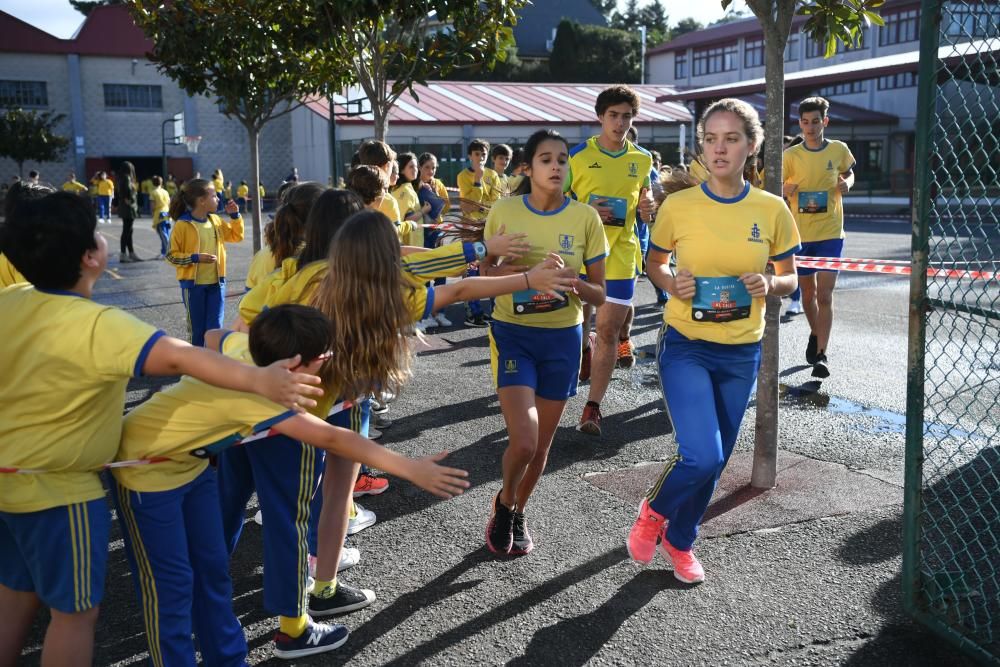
[311,210,413,398]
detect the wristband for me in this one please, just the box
[473,241,487,260]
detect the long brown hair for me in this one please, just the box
[168,178,212,220]
[311,210,413,398]
[268,181,325,263]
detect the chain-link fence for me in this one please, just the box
[904,1,1000,663]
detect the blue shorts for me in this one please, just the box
[0,498,110,612]
[797,238,844,276]
[606,278,637,306]
[489,320,582,401]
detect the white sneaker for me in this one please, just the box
[787,299,803,315]
[413,320,427,335]
[379,390,396,403]
[347,502,376,535]
[418,317,437,331]
[253,510,263,525]
[308,548,360,579]
[434,312,452,327]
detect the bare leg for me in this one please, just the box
[496,386,539,508]
[581,304,594,349]
[0,585,40,667]
[513,396,568,509]
[618,304,634,341]
[41,607,99,667]
[587,301,630,404]
[313,457,361,582]
[814,271,838,352]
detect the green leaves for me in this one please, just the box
[794,0,886,58]
[0,108,70,175]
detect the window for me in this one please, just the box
[785,34,800,62]
[845,27,868,51]
[744,38,764,68]
[879,8,919,45]
[692,43,739,76]
[945,2,1000,38]
[847,140,884,176]
[806,37,825,58]
[0,80,48,108]
[816,80,868,96]
[103,84,162,110]
[674,52,688,80]
[877,72,917,89]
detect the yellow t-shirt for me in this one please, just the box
[391,183,422,245]
[140,179,153,195]
[150,186,171,227]
[0,254,26,287]
[0,285,161,512]
[195,219,220,285]
[213,176,225,193]
[245,247,277,290]
[651,182,801,345]
[165,180,178,196]
[114,332,295,492]
[96,179,114,196]
[456,167,501,219]
[782,140,855,242]
[506,174,525,194]
[62,180,87,194]
[566,137,652,251]
[237,184,250,199]
[484,195,607,329]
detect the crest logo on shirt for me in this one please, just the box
[505,360,517,373]
[827,160,834,170]
[559,234,575,253]
[588,162,602,169]
[748,223,764,244]
[628,162,639,177]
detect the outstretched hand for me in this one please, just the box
[410,451,471,499]
[258,355,325,412]
[486,224,531,259]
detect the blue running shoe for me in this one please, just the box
[273,618,349,659]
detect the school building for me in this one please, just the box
[645,0,1000,195]
[0,5,697,193]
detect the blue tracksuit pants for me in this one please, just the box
[113,468,247,667]
[216,434,323,617]
[647,327,761,551]
[181,281,225,348]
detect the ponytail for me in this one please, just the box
[271,182,325,262]
[168,178,211,220]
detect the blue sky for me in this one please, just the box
[4,0,747,39]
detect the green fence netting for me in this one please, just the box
[905,1,1000,664]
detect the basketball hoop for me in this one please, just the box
[183,135,202,154]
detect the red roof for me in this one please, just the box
[306,82,693,126]
[0,5,152,58]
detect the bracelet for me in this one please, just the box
[523,272,531,290]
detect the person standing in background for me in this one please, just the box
[116,161,142,263]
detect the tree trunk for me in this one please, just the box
[750,3,793,489]
[373,103,388,142]
[247,126,263,253]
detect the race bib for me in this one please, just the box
[512,289,567,315]
[588,194,628,227]
[798,191,829,214]
[692,277,751,323]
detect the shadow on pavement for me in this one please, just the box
[377,548,630,666]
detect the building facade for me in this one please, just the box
[645,0,1000,193]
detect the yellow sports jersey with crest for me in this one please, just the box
[62,179,88,194]
[114,332,296,493]
[783,140,855,242]
[149,186,171,228]
[0,286,162,512]
[651,182,801,345]
[245,248,277,290]
[566,137,652,280]
[484,195,607,329]
[391,183,422,245]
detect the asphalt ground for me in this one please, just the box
[17,215,996,666]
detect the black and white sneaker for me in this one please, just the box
[373,414,393,430]
[812,353,830,379]
[510,511,534,555]
[272,618,349,659]
[485,494,515,554]
[464,314,489,328]
[308,582,376,617]
[370,398,390,415]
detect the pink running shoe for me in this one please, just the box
[626,498,666,564]
[659,541,705,584]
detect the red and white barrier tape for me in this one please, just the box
[1,398,357,474]
[797,258,996,281]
